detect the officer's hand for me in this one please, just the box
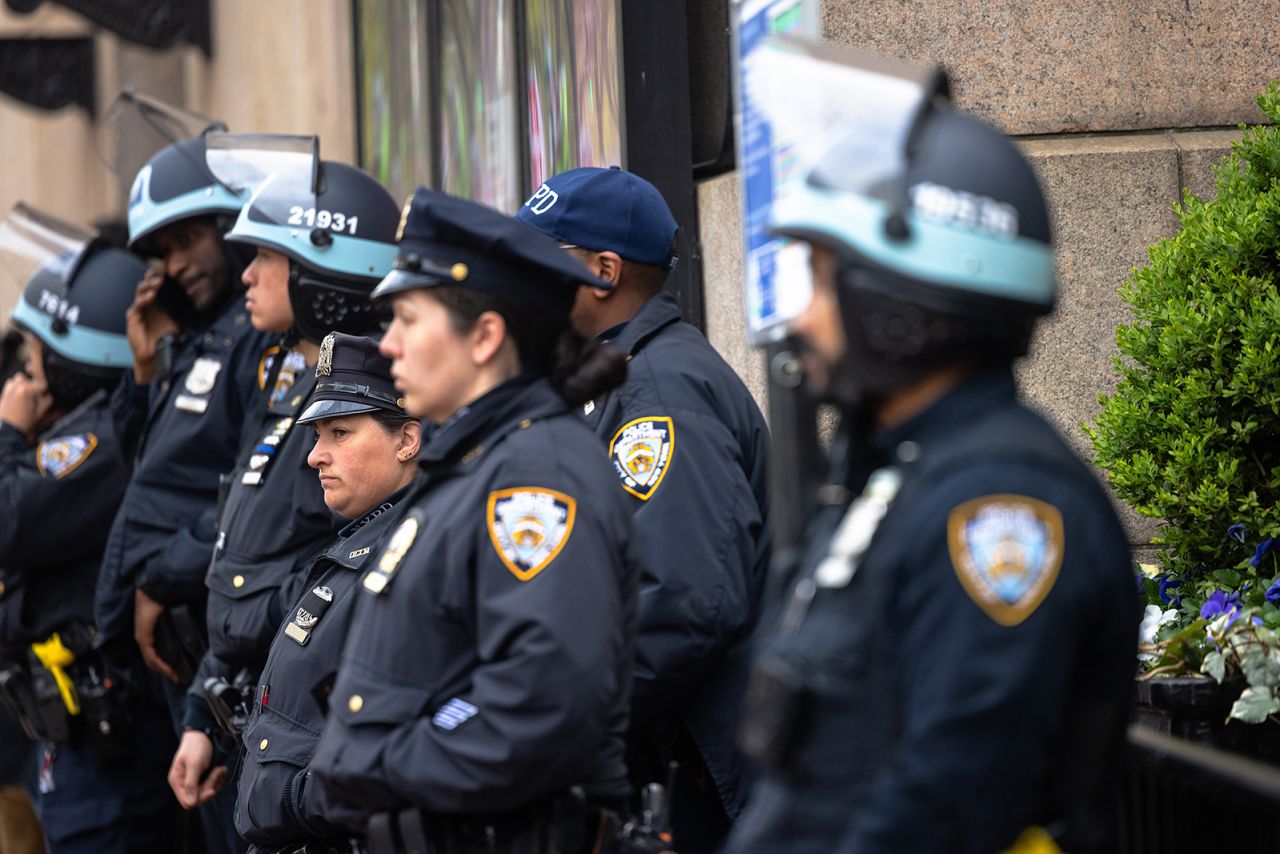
[169,730,227,809]
[133,587,180,683]
[127,266,179,384]
[0,372,53,441]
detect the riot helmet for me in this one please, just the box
[0,204,144,411]
[749,38,1054,406]
[207,133,400,343]
[102,90,243,253]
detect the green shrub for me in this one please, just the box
[1086,82,1280,598]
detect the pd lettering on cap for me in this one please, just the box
[525,184,559,215]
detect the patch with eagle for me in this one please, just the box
[486,487,576,581]
[608,416,674,501]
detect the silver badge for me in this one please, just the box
[185,357,223,395]
[295,607,318,629]
[316,333,335,377]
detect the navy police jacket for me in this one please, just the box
[96,298,274,641]
[726,369,1137,854]
[583,292,769,818]
[0,391,129,647]
[236,493,405,848]
[185,358,335,724]
[309,376,638,825]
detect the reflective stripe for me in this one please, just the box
[770,186,1055,308]
[10,299,132,368]
[224,216,397,280]
[128,178,244,247]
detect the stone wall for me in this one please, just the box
[698,0,1276,545]
[0,1,356,311]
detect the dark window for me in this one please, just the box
[353,0,704,326]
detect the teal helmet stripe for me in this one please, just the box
[224,215,399,280]
[770,185,1055,308]
[128,181,245,248]
[10,299,133,369]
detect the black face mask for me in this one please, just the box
[41,350,121,414]
[828,263,1029,418]
[286,263,387,346]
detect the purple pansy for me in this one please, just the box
[1266,577,1280,605]
[1158,576,1183,607]
[1201,589,1243,622]
[1250,536,1278,569]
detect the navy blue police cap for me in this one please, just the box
[371,187,606,312]
[297,332,407,425]
[515,166,679,271]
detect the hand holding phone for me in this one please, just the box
[126,264,181,384]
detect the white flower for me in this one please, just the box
[1138,605,1181,662]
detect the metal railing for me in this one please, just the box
[1117,723,1280,852]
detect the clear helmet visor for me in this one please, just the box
[100,88,226,195]
[741,35,942,343]
[205,132,320,228]
[0,203,93,299]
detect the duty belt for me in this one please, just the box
[366,792,625,854]
[0,626,129,760]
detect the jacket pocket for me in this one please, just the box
[237,707,318,844]
[206,552,298,662]
[330,664,435,728]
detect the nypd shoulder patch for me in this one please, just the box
[486,487,576,582]
[608,416,675,501]
[946,494,1064,627]
[36,434,98,479]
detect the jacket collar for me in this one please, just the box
[419,375,568,468]
[876,366,1018,456]
[606,291,683,358]
[322,483,414,570]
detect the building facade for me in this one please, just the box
[2,0,1276,542]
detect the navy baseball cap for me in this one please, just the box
[516,166,679,271]
[372,187,605,313]
[297,332,407,424]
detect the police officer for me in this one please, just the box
[235,333,420,853]
[95,128,280,854]
[308,189,638,854]
[725,49,1137,854]
[168,137,402,822]
[96,129,276,690]
[517,167,770,851]
[0,204,176,852]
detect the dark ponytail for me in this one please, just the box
[431,286,627,405]
[550,327,627,406]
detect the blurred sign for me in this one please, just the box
[732,0,818,345]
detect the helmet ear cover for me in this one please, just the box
[38,345,122,413]
[829,256,1035,402]
[286,262,387,345]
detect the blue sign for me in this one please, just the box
[732,0,817,344]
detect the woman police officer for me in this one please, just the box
[234,332,420,853]
[305,189,639,854]
[167,136,401,825]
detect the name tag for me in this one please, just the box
[175,394,209,414]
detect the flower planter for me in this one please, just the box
[1133,675,1280,764]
